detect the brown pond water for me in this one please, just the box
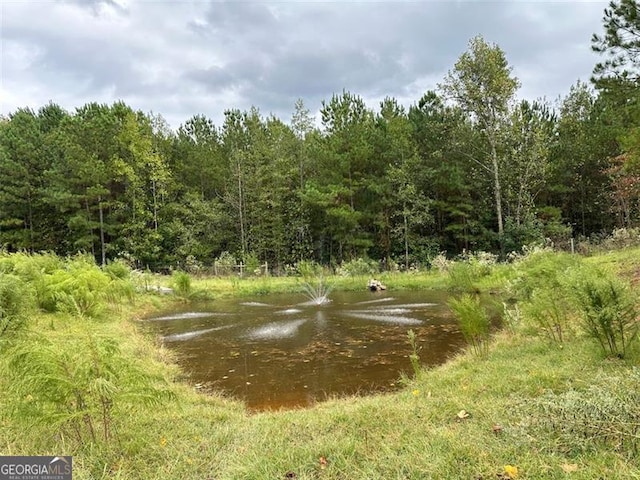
[144,290,467,411]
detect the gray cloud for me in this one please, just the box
[1,1,609,128]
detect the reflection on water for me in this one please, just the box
[143,290,466,411]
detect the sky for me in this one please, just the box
[1,0,610,129]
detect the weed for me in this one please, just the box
[171,271,193,299]
[567,266,638,358]
[521,288,571,343]
[0,274,33,339]
[447,262,480,293]
[448,294,490,357]
[5,329,174,448]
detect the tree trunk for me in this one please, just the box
[490,140,504,237]
[403,208,409,270]
[98,196,106,267]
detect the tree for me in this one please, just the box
[314,91,376,262]
[501,100,556,248]
[440,35,520,244]
[592,0,640,89]
[546,82,618,237]
[374,97,431,267]
[408,91,489,253]
[0,108,50,251]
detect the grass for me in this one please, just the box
[2,249,640,478]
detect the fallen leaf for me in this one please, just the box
[561,463,578,473]
[503,465,518,479]
[457,409,470,419]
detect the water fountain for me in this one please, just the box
[300,278,333,306]
[144,288,465,411]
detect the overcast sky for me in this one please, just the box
[1,0,609,129]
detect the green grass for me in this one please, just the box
[2,249,640,478]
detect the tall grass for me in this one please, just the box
[448,294,491,357]
[171,271,193,299]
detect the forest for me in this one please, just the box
[1,3,640,272]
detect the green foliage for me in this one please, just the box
[566,266,638,358]
[0,274,33,339]
[242,251,262,276]
[214,251,237,276]
[5,330,174,448]
[447,262,479,293]
[448,294,490,357]
[43,256,134,318]
[592,0,640,87]
[103,259,132,280]
[446,252,498,293]
[171,271,192,299]
[295,260,324,279]
[336,257,379,277]
[521,288,570,343]
[507,250,579,302]
[0,253,134,318]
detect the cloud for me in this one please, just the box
[1,0,609,128]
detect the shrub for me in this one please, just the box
[5,330,174,447]
[448,294,491,357]
[567,267,638,358]
[242,251,261,276]
[38,256,134,317]
[521,287,571,343]
[103,259,131,280]
[430,252,451,273]
[507,250,578,302]
[447,262,480,293]
[214,251,237,276]
[0,274,34,339]
[171,271,192,299]
[295,260,323,279]
[336,257,379,277]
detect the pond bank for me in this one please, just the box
[2,249,639,478]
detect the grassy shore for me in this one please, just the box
[1,249,640,479]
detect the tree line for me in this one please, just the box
[2,3,640,271]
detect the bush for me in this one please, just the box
[214,251,237,276]
[507,250,578,302]
[171,271,192,299]
[566,266,638,358]
[295,260,323,279]
[0,274,34,339]
[521,287,572,343]
[242,251,261,276]
[447,262,480,293]
[29,255,135,318]
[336,257,379,277]
[103,259,131,280]
[448,294,491,357]
[5,330,174,448]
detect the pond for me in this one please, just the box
[144,289,467,411]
